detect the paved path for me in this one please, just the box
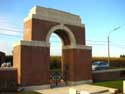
[36,84,117,94]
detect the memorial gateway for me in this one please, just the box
[13,6,92,88]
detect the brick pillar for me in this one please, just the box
[62,46,92,85]
[13,41,50,86]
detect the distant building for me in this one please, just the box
[0,51,5,66]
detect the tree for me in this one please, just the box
[5,55,13,65]
[120,55,125,58]
[50,56,61,70]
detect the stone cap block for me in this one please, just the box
[24,6,84,27]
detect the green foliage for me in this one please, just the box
[5,55,13,62]
[92,57,125,68]
[93,80,123,90]
[50,56,61,70]
[50,56,125,69]
[120,55,125,58]
[4,55,125,69]
[5,55,13,65]
[50,56,61,63]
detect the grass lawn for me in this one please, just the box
[21,91,41,94]
[93,80,123,90]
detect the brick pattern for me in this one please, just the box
[62,49,92,81]
[13,45,50,86]
[0,68,17,92]
[24,19,58,41]
[65,24,85,45]
[13,17,92,86]
[13,46,21,84]
[24,19,85,45]
[93,70,125,82]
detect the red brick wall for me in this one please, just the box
[14,17,91,86]
[13,45,21,84]
[92,69,125,82]
[65,24,85,45]
[13,45,50,86]
[24,19,58,41]
[62,49,92,81]
[24,19,85,45]
[0,68,17,92]
[24,19,32,41]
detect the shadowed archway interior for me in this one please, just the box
[54,30,70,46]
[49,29,72,86]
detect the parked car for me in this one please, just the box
[1,62,11,67]
[92,61,109,71]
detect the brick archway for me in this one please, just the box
[46,24,76,47]
[13,6,92,87]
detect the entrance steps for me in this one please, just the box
[36,84,118,94]
[69,85,114,94]
[100,92,112,94]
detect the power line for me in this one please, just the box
[0,27,22,33]
[112,45,125,50]
[50,40,125,48]
[0,33,22,37]
[86,40,106,43]
[0,27,23,37]
[0,27,125,50]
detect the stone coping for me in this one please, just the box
[23,84,50,91]
[36,84,118,94]
[93,68,125,73]
[13,40,50,47]
[63,45,92,50]
[68,80,93,85]
[24,6,84,27]
[0,67,17,71]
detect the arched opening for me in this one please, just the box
[46,24,76,48]
[47,24,77,87]
[49,28,72,87]
[50,33,62,71]
[50,33,62,56]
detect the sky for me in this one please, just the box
[0,0,125,57]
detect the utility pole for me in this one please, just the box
[108,36,110,66]
[107,26,121,66]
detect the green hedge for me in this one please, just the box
[50,56,61,70]
[93,57,125,68]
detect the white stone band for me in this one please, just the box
[68,80,93,85]
[0,67,17,71]
[23,84,50,91]
[63,45,92,50]
[24,6,84,27]
[93,68,125,73]
[13,40,50,47]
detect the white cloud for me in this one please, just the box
[0,29,21,36]
[0,40,12,55]
[0,16,9,21]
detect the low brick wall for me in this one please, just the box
[92,68,125,82]
[0,68,17,92]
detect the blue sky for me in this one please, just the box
[0,0,125,57]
